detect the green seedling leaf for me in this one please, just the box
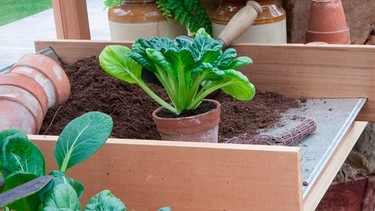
[1,134,45,179]
[0,175,53,210]
[54,111,113,173]
[99,45,143,84]
[217,69,256,101]
[0,128,28,169]
[39,170,84,203]
[0,128,27,147]
[39,183,81,211]
[84,190,126,211]
[100,45,177,113]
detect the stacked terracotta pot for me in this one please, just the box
[306,0,350,44]
[0,54,70,134]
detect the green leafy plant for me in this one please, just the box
[104,0,212,35]
[99,28,256,115]
[103,0,122,8]
[0,112,127,210]
[156,0,212,35]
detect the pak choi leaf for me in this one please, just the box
[1,135,45,179]
[54,111,113,173]
[39,183,81,211]
[100,28,256,115]
[84,190,126,211]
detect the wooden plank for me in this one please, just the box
[35,40,132,64]
[235,43,375,122]
[30,136,302,211]
[52,0,91,39]
[303,121,367,210]
[34,40,375,121]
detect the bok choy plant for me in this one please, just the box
[0,112,127,211]
[99,28,256,115]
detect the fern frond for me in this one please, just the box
[156,0,212,35]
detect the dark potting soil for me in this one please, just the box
[39,56,300,142]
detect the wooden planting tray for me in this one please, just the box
[28,40,375,210]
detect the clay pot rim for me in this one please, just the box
[0,72,49,115]
[152,99,221,121]
[11,54,71,105]
[306,27,349,34]
[0,72,48,133]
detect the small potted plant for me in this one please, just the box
[99,28,256,142]
[104,0,212,41]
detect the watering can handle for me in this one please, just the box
[217,1,262,48]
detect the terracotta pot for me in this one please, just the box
[211,0,287,43]
[107,0,186,41]
[0,54,70,134]
[306,0,350,44]
[0,72,49,134]
[10,54,71,107]
[152,99,221,142]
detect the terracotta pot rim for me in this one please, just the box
[152,99,221,121]
[0,78,46,134]
[306,27,349,34]
[311,0,340,3]
[0,72,49,115]
[0,97,41,134]
[11,54,71,106]
[0,101,37,134]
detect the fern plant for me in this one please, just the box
[104,0,123,9]
[104,0,212,35]
[156,0,212,35]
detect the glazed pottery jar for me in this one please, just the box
[201,0,220,17]
[211,0,287,43]
[108,0,187,41]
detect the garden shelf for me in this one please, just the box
[24,40,375,210]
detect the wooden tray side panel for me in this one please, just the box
[34,41,375,121]
[35,40,133,65]
[30,136,302,211]
[234,44,375,121]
